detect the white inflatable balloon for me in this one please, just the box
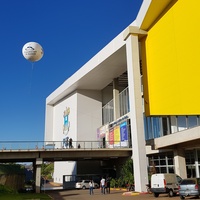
[22,42,44,62]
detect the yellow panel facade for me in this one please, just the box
[142,0,200,116]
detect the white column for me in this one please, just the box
[195,149,199,178]
[124,29,148,192]
[113,78,120,120]
[35,158,43,193]
[174,148,187,178]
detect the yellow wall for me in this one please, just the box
[142,0,200,116]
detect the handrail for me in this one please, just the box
[0,140,131,151]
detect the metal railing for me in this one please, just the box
[0,140,131,151]
[102,87,130,125]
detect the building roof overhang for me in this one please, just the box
[47,31,128,105]
[139,0,175,31]
[152,126,200,150]
[46,0,173,106]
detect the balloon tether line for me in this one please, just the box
[29,62,34,93]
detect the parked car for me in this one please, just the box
[75,180,99,189]
[151,173,182,197]
[178,178,200,199]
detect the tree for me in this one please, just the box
[119,158,134,187]
[41,163,54,179]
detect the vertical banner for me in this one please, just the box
[120,121,128,147]
[97,124,109,148]
[97,117,129,149]
[63,107,70,135]
[99,126,105,139]
[97,127,100,148]
[114,125,120,147]
[109,127,114,147]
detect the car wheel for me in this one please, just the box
[168,190,174,197]
[82,186,86,190]
[180,195,185,199]
[154,193,159,197]
[195,195,199,199]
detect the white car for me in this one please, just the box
[75,180,99,189]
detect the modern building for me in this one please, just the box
[45,0,200,192]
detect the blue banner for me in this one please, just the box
[120,121,128,141]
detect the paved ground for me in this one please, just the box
[45,189,186,200]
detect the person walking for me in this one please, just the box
[100,177,106,194]
[89,179,94,195]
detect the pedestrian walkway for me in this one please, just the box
[46,188,181,200]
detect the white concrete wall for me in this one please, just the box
[77,90,102,143]
[51,92,77,183]
[52,92,78,145]
[44,105,54,141]
[54,161,76,183]
[52,90,102,183]
[102,86,113,105]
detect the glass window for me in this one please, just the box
[168,167,174,173]
[170,116,178,133]
[160,167,167,173]
[198,150,200,164]
[159,155,165,159]
[147,117,153,139]
[168,158,173,165]
[185,151,195,165]
[148,153,174,175]
[188,116,198,128]
[160,159,166,165]
[154,160,160,166]
[177,116,187,131]
[162,117,169,135]
[152,117,161,138]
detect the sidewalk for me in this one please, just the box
[46,188,181,200]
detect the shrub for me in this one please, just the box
[0,184,16,194]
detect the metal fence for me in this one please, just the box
[102,87,130,125]
[0,140,131,151]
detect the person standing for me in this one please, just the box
[100,177,106,194]
[65,136,69,148]
[106,177,110,194]
[69,138,72,148]
[89,179,94,195]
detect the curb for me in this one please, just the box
[122,191,150,196]
[122,192,140,196]
[111,188,127,191]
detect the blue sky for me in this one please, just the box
[0,0,143,141]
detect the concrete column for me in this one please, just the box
[32,161,36,192]
[113,78,120,120]
[174,148,187,178]
[194,149,199,178]
[123,27,148,192]
[35,158,43,193]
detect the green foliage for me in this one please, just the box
[120,159,134,186]
[0,164,25,175]
[0,184,16,194]
[110,158,134,188]
[41,162,54,179]
[110,178,117,188]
